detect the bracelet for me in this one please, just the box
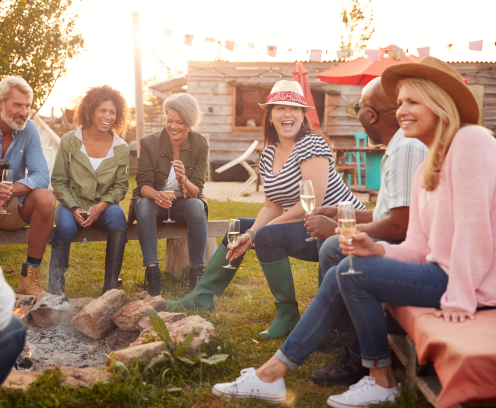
[246,229,256,241]
[243,233,254,247]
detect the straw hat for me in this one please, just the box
[259,80,315,112]
[381,56,479,124]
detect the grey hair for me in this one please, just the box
[0,76,33,102]
[162,93,202,131]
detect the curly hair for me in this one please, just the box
[74,85,128,135]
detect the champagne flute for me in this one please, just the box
[163,180,175,224]
[337,201,361,275]
[0,170,13,215]
[300,180,316,241]
[223,219,240,269]
[80,210,88,242]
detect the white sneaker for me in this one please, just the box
[327,376,399,408]
[212,367,286,403]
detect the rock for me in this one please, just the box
[109,341,169,367]
[30,295,94,331]
[133,291,150,301]
[137,312,187,332]
[1,371,38,392]
[71,289,129,339]
[167,315,217,353]
[112,296,167,332]
[13,295,37,328]
[57,365,112,387]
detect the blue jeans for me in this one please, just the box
[0,315,25,385]
[52,203,126,243]
[276,256,448,369]
[135,197,207,267]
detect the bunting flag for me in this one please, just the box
[366,50,380,61]
[417,47,430,58]
[184,34,194,46]
[267,45,277,57]
[469,41,483,51]
[163,29,173,38]
[336,49,353,59]
[247,43,254,49]
[288,47,296,52]
[309,49,322,62]
[225,40,235,51]
[205,37,215,43]
[391,48,402,61]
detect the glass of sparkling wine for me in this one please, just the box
[300,180,316,241]
[0,170,13,215]
[80,210,88,242]
[338,201,361,275]
[163,180,175,224]
[223,219,240,269]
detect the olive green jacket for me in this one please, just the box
[51,129,130,211]
[127,128,208,225]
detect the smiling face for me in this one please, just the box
[90,100,116,133]
[165,109,189,144]
[0,87,32,131]
[396,86,438,147]
[270,104,305,142]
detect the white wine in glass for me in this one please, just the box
[223,219,240,269]
[0,170,13,215]
[337,201,361,275]
[300,180,317,241]
[163,180,175,224]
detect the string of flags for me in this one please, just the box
[161,29,495,61]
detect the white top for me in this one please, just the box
[0,267,15,331]
[373,129,428,221]
[167,166,183,198]
[259,134,365,212]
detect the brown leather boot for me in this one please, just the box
[17,264,47,297]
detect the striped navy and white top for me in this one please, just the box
[259,134,365,211]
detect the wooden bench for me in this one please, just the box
[0,221,230,280]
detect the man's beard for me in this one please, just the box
[1,104,28,131]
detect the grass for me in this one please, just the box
[0,173,430,407]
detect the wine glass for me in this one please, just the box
[223,219,240,269]
[80,210,88,242]
[337,201,361,275]
[0,170,13,215]
[163,180,175,224]
[300,180,316,241]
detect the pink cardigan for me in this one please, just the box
[380,126,496,314]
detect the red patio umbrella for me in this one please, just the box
[317,45,421,86]
[292,62,320,127]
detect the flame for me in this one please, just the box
[13,307,26,319]
[28,348,32,358]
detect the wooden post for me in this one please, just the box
[132,13,145,157]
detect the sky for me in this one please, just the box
[40,0,496,116]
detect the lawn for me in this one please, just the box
[0,174,428,407]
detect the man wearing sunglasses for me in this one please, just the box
[0,76,55,297]
[304,77,428,386]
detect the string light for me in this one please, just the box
[269,68,273,73]
[383,50,389,58]
[316,69,319,73]
[405,49,410,57]
[247,77,250,82]
[259,74,263,78]
[279,74,283,78]
[447,44,453,52]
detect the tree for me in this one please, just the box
[339,0,375,59]
[0,0,84,110]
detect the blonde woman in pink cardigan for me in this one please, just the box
[210,57,496,407]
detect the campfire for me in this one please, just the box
[13,307,26,320]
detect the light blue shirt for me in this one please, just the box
[373,129,428,221]
[0,119,50,204]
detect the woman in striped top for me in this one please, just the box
[167,81,363,339]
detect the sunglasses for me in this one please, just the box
[354,102,378,116]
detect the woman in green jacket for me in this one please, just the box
[49,85,129,295]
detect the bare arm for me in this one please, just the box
[357,206,409,242]
[313,205,373,223]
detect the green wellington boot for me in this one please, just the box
[167,243,244,310]
[258,257,301,339]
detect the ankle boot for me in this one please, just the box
[48,239,71,295]
[258,258,300,339]
[167,243,244,310]
[102,228,127,294]
[144,264,163,296]
[188,267,205,292]
[18,264,46,297]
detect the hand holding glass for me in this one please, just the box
[223,219,240,269]
[337,201,361,275]
[0,170,13,215]
[163,180,175,223]
[300,180,316,241]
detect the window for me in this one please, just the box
[233,86,271,128]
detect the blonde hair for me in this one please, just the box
[163,93,202,131]
[0,76,33,101]
[397,77,461,191]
